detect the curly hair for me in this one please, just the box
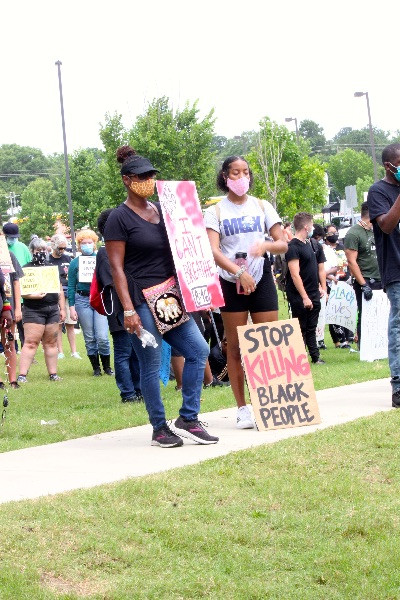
[216,155,254,193]
[75,229,98,248]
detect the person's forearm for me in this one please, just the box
[291,273,308,299]
[377,194,400,233]
[13,281,21,307]
[347,259,365,285]
[264,239,288,255]
[111,267,135,311]
[211,247,245,277]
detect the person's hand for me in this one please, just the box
[249,239,266,258]
[14,307,22,323]
[361,284,373,301]
[69,307,78,322]
[124,312,142,336]
[239,271,256,295]
[1,310,12,328]
[59,309,66,322]
[303,296,313,310]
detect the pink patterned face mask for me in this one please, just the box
[226,176,250,197]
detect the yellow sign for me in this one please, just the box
[237,318,321,431]
[20,266,60,295]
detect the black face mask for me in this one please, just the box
[32,251,46,266]
[326,234,338,243]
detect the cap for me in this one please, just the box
[120,156,159,176]
[3,222,20,237]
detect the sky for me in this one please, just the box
[1,0,393,156]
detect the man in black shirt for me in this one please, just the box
[367,143,400,407]
[285,212,327,364]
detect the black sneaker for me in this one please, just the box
[151,424,183,448]
[392,390,400,408]
[49,374,62,381]
[173,416,219,445]
[312,359,326,365]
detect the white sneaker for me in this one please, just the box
[236,405,254,429]
[71,352,82,359]
[58,353,65,359]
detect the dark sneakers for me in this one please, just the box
[151,424,183,448]
[173,416,219,445]
[392,390,400,408]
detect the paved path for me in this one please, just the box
[0,378,392,504]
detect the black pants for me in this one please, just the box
[353,278,382,346]
[289,297,321,362]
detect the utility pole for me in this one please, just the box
[4,191,20,217]
[55,60,76,255]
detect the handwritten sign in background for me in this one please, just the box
[157,181,224,312]
[325,281,357,333]
[0,236,14,274]
[238,318,321,432]
[360,291,390,362]
[316,298,326,342]
[78,256,96,283]
[20,266,60,295]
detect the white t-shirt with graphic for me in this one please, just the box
[204,195,281,283]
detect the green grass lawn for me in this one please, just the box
[0,311,390,453]
[1,411,400,599]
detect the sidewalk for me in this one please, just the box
[0,378,392,504]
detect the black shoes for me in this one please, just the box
[151,424,183,448]
[312,359,326,365]
[173,416,219,444]
[392,390,400,408]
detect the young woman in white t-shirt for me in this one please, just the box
[205,156,287,429]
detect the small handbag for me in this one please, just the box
[89,272,113,316]
[142,276,189,334]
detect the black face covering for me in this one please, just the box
[32,251,46,266]
[326,234,338,243]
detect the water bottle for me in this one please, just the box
[137,327,158,348]
[235,252,248,294]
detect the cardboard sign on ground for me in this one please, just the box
[20,266,60,295]
[237,318,321,431]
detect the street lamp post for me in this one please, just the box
[285,117,299,145]
[55,60,76,255]
[354,91,378,182]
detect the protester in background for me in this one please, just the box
[323,223,352,349]
[17,237,65,383]
[344,202,382,348]
[283,221,294,242]
[68,230,113,377]
[311,224,325,244]
[105,145,217,447]
[205,155,287,429]
[367,143,400,407]
[285,212,326,364]
[48,234,81,360]
[1,248,23,388]
[96,209,142,402]
[2,222,30,348]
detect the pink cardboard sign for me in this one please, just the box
[156,181,224,312]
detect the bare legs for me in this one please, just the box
[221,310,278,407]
[19,322,59,376]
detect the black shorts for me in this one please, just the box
[220,264,278,313]
[22,304,60,325]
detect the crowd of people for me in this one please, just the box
[2,142,399,445]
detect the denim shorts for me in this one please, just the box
[22,304,60,325]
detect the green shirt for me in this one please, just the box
[8,240,31,267]
[344,223,380,280]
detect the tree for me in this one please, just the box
[100,97,217,204]
[247,117,327,218]
[18,179,61,241]
[299,119,327,155]
[327,149,376,197]
[68,149,113,230]
[331,126,391,159]
[356,175,374,205]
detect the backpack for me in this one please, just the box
[89,271,113,316]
